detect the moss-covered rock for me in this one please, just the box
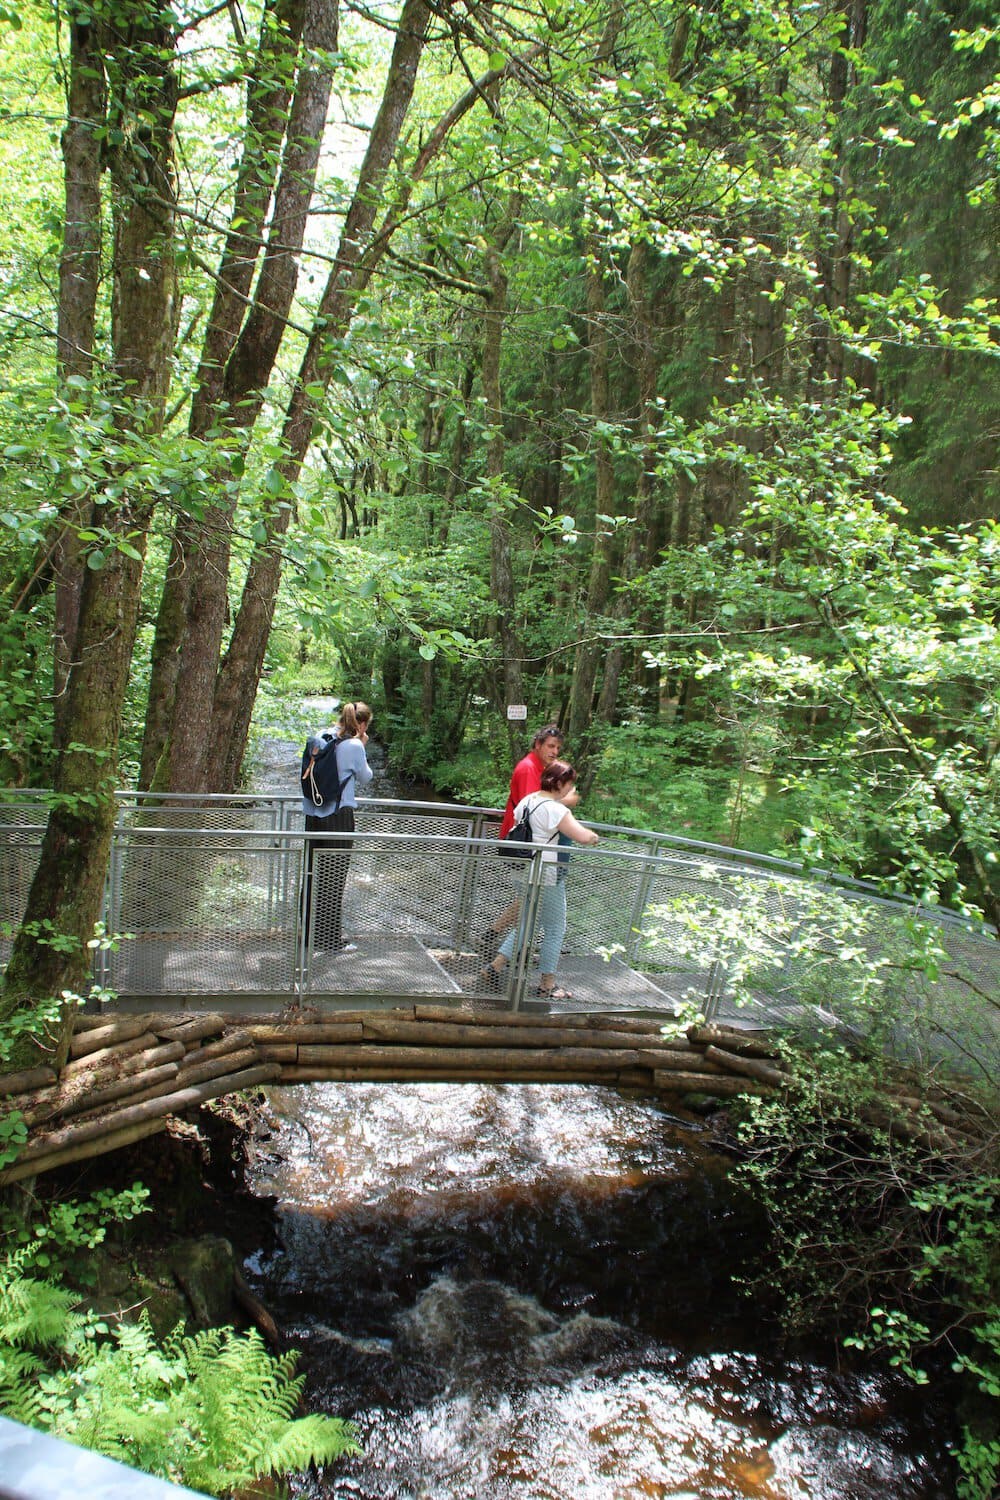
[90,1234,238,1338]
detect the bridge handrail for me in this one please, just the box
[0,1413,208,1498]
[2,787,992,936]
[3,790,995,1050]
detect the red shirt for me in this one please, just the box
[499,749,545,836]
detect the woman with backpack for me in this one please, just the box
[300,701,373,953]
[479,759,599,1000]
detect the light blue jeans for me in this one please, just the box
[498,877,567,978]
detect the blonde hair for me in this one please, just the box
[337,700,371,738]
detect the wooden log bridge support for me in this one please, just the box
[0,1008,983,1184]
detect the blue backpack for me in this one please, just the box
[301,734,353,810]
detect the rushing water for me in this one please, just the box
[245,714,953,1498]
[245,1082,953,1500]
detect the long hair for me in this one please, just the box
[337,701,371,739]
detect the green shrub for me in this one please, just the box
[0,1245,360,1494]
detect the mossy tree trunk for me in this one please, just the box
[51,8,106,745]
[146,0,339,799]
[1,2,178,1069]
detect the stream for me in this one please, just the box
[242,712,954,1499]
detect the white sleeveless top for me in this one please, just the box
[513,794,565,884]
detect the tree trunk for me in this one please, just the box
[808,0,867,397]
[483,197,524,760]
[51,12,107,745]
[144,0,335,796]
[200,18,534,790]
[589,238,660,757]
[2,3,179,1069]
[140,0,304,792]
[568,240,618,753]
[436,360,474,546]
[205,0,443,789]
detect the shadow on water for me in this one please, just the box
[245,1081,955,1500]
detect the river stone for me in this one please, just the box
[168,1235,237,1328]
[88,1234,237,1338]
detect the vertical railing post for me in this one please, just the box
[100,802,128,993]
[509,855,544,1013]
[263,798,280,931]
[294,830,308,1002]
[452,815,488,951]
[625,843,661,967]
[704,959,726,1021]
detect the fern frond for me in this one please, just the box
[1,1264,361,1499]
[0,1347,48,1424]
[251,1414,362,1476]
[0,1274,79,1348]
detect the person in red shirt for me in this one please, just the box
[499,725,564,837]
[483,725,564,961]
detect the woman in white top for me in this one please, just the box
[481,759,599,1000]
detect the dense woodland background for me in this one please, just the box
[0,6,997,1491]
[0,0,997,1037]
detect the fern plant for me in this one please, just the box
[0,1249,359,1494]
[66,1318,360,1492]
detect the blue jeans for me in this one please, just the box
[498,877,567,977]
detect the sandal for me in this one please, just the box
[536,984,573,1000]
[479,966,504,992]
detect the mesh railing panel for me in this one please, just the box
[1,797,995,1056]
[297,841,695,1010]
[115,795,284,835]
[105,836,300,996]
[0,793,49,828]
[626,857,999,1072]
[1,829,41,968]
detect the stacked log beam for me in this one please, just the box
[0,1006,990,1185]
[0,1011,279,1185]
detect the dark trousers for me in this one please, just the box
[302,807,355,949]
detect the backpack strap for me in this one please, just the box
[302,739,330,806]
[524,794,559,846]
[302,734,354,810]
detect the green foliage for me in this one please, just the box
[0,988,70,1070]
[0,1109,27,1170]
[852,1178,1000,1500]
[0,1184,150,1282]
[0,1243,360,1495]
[588,719,794,850]
[0,609,53,786]
[639,871,997,1072]
[738,1061,999,1495]
[61,1318,360,1494]
[647,871,1000,1497]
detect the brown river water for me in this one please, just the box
[244,1080,953,1500]
[243,724,953,1498]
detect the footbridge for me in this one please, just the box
[1,791,996,1182]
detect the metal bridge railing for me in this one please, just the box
[1,792,996,1067]
[0,1414,209,1500]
